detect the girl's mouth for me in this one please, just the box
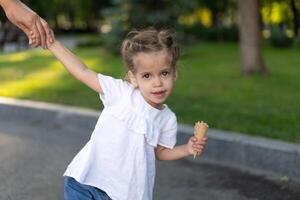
[151,91,166,99]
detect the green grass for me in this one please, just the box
[0,41,299,143]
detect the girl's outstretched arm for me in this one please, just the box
[48,39,103,94]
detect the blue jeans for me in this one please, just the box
[64,176,112,200]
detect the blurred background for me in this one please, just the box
[0,0,299,144]
[1,0,299,51]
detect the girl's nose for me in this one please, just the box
[153,76,162,87]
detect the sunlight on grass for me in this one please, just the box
[0,49,106,98]
[0,62,64,97]
[0,51,32,63]
[0,49,49,62]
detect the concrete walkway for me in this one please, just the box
[0,101,300,199]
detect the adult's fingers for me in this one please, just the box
[40,18,53,44]
[35,18,46,48]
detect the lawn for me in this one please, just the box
[0,39,299,143]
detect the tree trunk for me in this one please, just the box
[238,0,269,75]
[290,0,299,37]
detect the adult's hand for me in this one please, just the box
[0,0,53,48]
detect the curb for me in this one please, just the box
[0,97,299,181]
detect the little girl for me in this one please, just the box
[37,27,207,200]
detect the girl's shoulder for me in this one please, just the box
[98,74,134,106]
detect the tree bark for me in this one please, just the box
[290,0,299,37]
[238,0,269,75]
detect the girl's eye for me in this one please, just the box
[161,71,170,76]
[142,74,150,79]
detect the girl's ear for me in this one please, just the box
[128,71,138,88]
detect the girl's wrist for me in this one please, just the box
[48,39,59,50]
[184,144,192,156]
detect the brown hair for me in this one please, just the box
[121,27,180,73]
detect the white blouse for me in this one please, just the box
[64,74,177,200]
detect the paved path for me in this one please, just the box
[0,117,299,200]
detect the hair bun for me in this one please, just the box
[158,30,174,47]
[126,30,139,39]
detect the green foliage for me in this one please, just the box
[293,36,300,48]
[101,23,126,54]
[269,29,294,48]
[260,0,293,25]
[100,0,199,53]
[100,6,128,54]
[221,26,239,41]
[198,0,237,28]
[200,26,220,41]
[27,0,111,30]
[77,36,103,47]
[184,25,239,42]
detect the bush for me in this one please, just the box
[101,21,127,55]
[172,27,196,45]
[201,27,220,41]
[182,25,239,42]
[269,30,293,48]
[221,26,239,41]
[293,36,300,48]
[77,37,103,47]
[183,24,205,39]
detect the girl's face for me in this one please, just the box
[128,50,177,110]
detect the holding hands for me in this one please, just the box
[30,28,55,49]
[0,0,54,48]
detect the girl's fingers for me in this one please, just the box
[195,141,206,146]
[194,149,203,155]
[192,136,208,142]
[194,145,204,150]
[192,144,204,151]
[30,23,40,47]
[29,31,36,45]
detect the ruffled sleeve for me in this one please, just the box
[98,74,130,106]
[158,112,177,149]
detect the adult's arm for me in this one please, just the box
[0,0,53,48]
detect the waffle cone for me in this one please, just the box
[194,121,209,140]
[193,121,209,158]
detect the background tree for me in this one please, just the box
[239,0,269,75]
[290,0,299,36]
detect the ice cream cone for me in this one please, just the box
[193,121,209,158]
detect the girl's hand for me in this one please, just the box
[30,29,56,49]
[186,136,207,156]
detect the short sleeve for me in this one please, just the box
[98,74,130,106]
[158,113,177,149]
